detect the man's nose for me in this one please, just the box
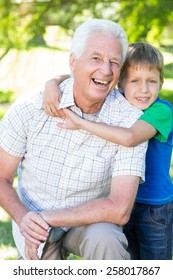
[100,61,112,75]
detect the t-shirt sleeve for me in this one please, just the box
[138,101,173,142]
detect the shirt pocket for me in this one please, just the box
[59,151,114,204]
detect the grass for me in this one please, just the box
[0,47,173,260]
[0,209,18,260]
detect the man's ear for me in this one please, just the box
[69,54,76,72]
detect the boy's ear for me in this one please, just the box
[117,81,124,93]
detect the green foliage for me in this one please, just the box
[117,0,173,44]
[0,0,173,61]
[160,60,173,105]
[0,108,7,120]
[164,62,173,79]
[67,254,82,260]
[0,219,15,247]
[0,0,29,59]
[160,89,173,106]
[0,90,15,120]
[0,90,15,103]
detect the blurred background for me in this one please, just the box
[0,0,173,259]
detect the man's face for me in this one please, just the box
[70,32,122,113]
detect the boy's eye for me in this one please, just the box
[149,80,156,83]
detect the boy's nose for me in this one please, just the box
[141,82,149,93]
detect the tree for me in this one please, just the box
[116,0,173,44]
[0,0,65,60]
[0,0,173,61]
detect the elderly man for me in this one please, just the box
[0,19,147,260]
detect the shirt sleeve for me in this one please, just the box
[0,100,34,157]
[138,101,173,142]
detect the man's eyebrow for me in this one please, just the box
[91,51,121,62]
[91,51,102,56]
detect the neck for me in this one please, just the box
[74,98,104,114]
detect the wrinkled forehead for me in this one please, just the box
[84,32,123,58]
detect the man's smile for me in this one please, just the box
[92,78,110,86]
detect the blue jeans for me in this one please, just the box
[123,202,173,260]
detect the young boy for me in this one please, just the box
[43,42,173,260]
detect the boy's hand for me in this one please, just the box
[43,78,65,117]
[57,109,82,130]
[43,75,70,118]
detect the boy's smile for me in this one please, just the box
[123,64,161,110]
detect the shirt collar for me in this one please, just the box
[58,78,75,109]
[58,77,118,124]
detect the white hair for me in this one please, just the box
[70,18,128,63]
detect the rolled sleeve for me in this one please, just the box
[112,141,148,183]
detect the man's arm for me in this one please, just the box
[41,175,139,227]
[0,148,27,223]
[0,147,49,245]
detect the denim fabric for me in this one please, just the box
[123,202,173,260]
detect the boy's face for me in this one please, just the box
[122,64,162,110]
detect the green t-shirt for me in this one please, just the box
[139,101,173,142]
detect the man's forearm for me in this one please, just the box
[0,179,28,225]
[41,196,130,228]
[0,180,49,245]
[41,175,139,228]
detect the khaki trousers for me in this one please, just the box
[41,222,130,260]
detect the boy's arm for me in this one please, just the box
[43,74,70,117]
[58,109,157,147]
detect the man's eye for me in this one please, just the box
[92,57,100,61]
[111,61,121,67]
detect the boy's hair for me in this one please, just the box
[119,42,164,88]
[70,18,128,64]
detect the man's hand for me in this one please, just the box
[25,240,40,260]
[20,211,49,245]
